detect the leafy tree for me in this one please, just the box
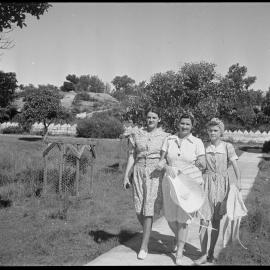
[111,75,136,100]
[0,2,51,49]
[87,75,105,93]
[60,81,75,92]
[0,70,17,107]
[66,74,79,85]
[262,88,270,116]
[20,87,62,135]
[76,75,105,93]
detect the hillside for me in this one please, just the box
[12,91,120,118]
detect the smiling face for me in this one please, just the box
[146,111,160,130]
[207,125,222,142]
[177,117,192,137]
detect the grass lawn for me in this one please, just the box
[0,135,142,266]
[217,145,270,265]
[0,135,265,266]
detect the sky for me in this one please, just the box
[1,2,270,92]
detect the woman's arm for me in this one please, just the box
[231,159,241,190]
[123,152,135,189]
[156,150,167,170]
[195,155,206,171]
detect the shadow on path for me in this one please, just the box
[18,137,42,142]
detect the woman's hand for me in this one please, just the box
[156,160,166,171]
[122,175,131,190]
[165,165,176,178]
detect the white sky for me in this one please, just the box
[1,2,270,91]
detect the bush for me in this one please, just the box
[76,114,124,138]
[262,141,270,153]
[1,126,24,134]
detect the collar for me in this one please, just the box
[206,141,226,154]
[168,133,195,144]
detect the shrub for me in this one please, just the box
[76,114,124,138]
[262,141,270,153]
[1,126,24,134]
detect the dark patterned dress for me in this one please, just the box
[129,127,169,216]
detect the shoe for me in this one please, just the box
[137,249,148,260]
[207,255,217,264]
[194,254,208,265]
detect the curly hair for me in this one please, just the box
[206,117,225,135]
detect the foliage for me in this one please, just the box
[66,74,79,85]
[1,126,24,134]
[111,75,136,101]
[0,71,17,107]
[0,2,51,31]
[0,105,19,123]
[122,61,268,136]
[20,87,62,135]
[262,141,270,153]
[61,74,106,93]
[60,81,75,92]
[76,114,124,138]
[0,3,51,49]
[262,89,270,117]
[76,75,106,93]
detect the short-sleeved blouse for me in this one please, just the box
[161,134,205,167]
[205,142,238,174]
[129,127,169,160]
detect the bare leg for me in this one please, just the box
[194,219,209,264]
[136,213,144,227]
[168,221,178,251]
[208,218,221,260]
[176,222,189,258]
[140,216,153,251]
[199,219,209,255]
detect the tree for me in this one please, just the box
[0,3,51,49]
[87,75,105,93]
[75,75,105,93]
[60,81,75,92]
[111,75,136,100]
[262,88,270,116]
[20,87,62,135]
[66,74,79,85]
[0,70,17,107]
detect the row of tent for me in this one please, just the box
[223,130,270,136]
[0,122,77,136]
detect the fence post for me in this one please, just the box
[76,144,80,196]
[59,143,65,195]
[43,155,48,195]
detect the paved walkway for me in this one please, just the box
[85,151,261,266]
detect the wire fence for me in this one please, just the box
[43,139,96,199]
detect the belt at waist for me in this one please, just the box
[135,157,160,165]
[204,170,228,177]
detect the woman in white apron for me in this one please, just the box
[156,112,206,265]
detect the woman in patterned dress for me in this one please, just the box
[195,118,241,264]
[122,107,169,260]
[156,112,206,265]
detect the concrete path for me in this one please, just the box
[85,151,261,266]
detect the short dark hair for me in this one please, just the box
[145,106,161,118]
